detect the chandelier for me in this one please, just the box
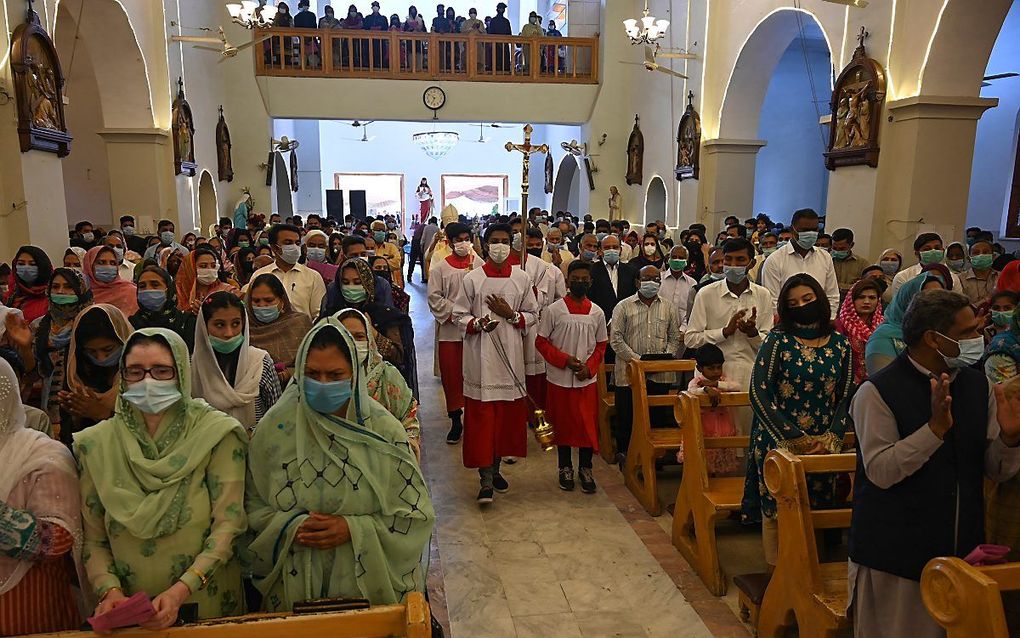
[226,1,277,29]
[623,1,669,45]
[412,131,459,160]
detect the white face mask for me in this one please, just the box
[196,268,219,285]
[643,244,657,256]
[489,243,511,264]
[935,332,985,369]
[454,241,472,257]
[354,340,370,364]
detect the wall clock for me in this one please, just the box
[423,86,446,119]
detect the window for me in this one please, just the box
[334,172,405,220]
[441,174,509,217]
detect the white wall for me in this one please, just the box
[967,0,1020,242]
[753,34,831,223]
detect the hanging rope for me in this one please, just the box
[793,1,829,150]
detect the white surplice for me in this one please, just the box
[427,254,485,342]
[537,299,607,388]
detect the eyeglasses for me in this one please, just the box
[123,365,177,382]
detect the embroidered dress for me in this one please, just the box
[74,329,248,620]
[741,329,854,522]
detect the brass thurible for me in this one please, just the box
[532,409,555,451]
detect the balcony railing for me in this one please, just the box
[253,28,599,84]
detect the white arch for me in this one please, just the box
[717,8,835,140]
[551,155,581,215]
[198,171,219,233]
[644,176,667,227]
[917,0,1011,97]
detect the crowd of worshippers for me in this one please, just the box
[2,204,1020,635]
[422,206,1020,636]
[0,212,430,634]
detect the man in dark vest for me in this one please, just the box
[848,289,1020,637]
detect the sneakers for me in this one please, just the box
[492,473,510,493]
[579,468,597,494]
[445,423,462,444]
[477,487,494,504]
[558,467,575,491]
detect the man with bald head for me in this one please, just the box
[609,263,682,459]
[543,226,574,274]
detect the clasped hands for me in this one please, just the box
[722,308,759,339]
[566,355,592,381]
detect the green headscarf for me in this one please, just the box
[73,328,247,539]
[246,317,434,608]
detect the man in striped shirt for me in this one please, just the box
[608,265,683,459]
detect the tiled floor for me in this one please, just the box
[407,278,761,638]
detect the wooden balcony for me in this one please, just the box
[253,28,599,84]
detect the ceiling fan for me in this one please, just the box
[472,123,511,143]
[619,45,688,79]
[982,72,1019,87]
[271,136,300,152]
[647,44,697,61]
[560,140,586,157]
[821,0,868,7]
[171,26,270,63]
[349,120,375,128]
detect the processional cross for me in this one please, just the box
[505,124,549,269]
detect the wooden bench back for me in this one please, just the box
[24,592,430,638]
[596,362,614,399]
[675,391,751,492]
[764,448,857,591]
[628,359,695,432]
[922,557,1020,638]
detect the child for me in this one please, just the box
[678,343,741,474]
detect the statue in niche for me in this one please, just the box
[825,27,886,170]
[544,152,554,194]
[171,77,197,176]
[11,2,72,156]
[675,90,701,181]
[216,105,234,182]
[626,115,643,186]
[608,185,621,220]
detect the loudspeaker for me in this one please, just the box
[349,190,367,219]
[325,190,344,220]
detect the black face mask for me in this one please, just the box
[788,300,822,325]
[527,248,542,258]
[569,281,591,298]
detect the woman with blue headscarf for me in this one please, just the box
[864,272,946,376]
[245,317,434,610]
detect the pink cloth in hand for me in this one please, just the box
[963,544,1011,566]
[87,592,157,632]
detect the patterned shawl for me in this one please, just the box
[246,318,434,608]
[6,246,52,323]
[246,280,311,380]
[66,304,134,396]
[836,280,885,385]
[987,306,1020,366]
[83,246,138,315]
[176,249,238,311]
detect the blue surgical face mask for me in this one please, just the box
[373,231,387,244]
[138,290,167,312]
[94,265,119,283]
[777,240,790,250]
[919,249,945,266]
[936,333,985,369]
[795,231,818,250]
[831,250,850,261]
[122,378,182,414]
[49,326,72,349]
[762,246,778,256]
[253,305,281,323]
[723,265,747,284]
[160,231,175,245]
[596,232,608,242]
[304,377,353,414]
[112,247,125,262]
[991,310,1014,327]
[15,264,38,283]
[638,280,660,298]
[209,333,244,354]
[580,249,597,262]
[86,346,123,368]
[946,258,967,273]
[709,271,725,281]
[342,285,368,303]
[306,247,327,263]
[970,254,994,270]
[880,260,899,275]
[280,243,302,265]
[602,249,620,265]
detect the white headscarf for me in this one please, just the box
[0,304,23,343]
[0,358,81,595]
[191,301,269,428]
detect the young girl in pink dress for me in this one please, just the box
[679,344,742,474]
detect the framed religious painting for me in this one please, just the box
[10,3,72,156]
[216,105,233,182]
[172,78,198,176]
[675,90,701,181]
[824,28,886,170]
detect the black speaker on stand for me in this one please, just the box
[349,190,367,220]
[325,190,344,221]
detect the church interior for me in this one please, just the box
[2,0,1020,637]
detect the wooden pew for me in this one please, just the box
[25,592,430,638]
[922,557,1020,638]
[623,358,696,515]
[596,362,617,463]
[670,391,751,596]
[757,448,856,638]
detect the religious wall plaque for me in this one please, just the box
[11,2,72,156]
[172,78,198,176]
[824,27,886,170]
[216,105,233,182]
[675,90,701,181]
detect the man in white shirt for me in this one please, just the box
[250,223,326,318]
[890,232,964,297]
[542,227,574,275]
[685,238,772,395]
[761,208,839,318]
[659,245,697,337]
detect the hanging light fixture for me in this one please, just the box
[412,131,460,160]
[226,1,278,29]
[623,1,669,45]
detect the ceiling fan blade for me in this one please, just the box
[175,35,222,44]
[644,46,655,64]
[192,44,224,52]
[983,72,1019,81]
[618,61,646,66]
[655,66,688,79]
[233,35,272,52]
[657,52,697,59]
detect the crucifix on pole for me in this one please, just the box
[505,124,549,270]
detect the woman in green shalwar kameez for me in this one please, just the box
[74,328,248,628]
[245,317,435,610]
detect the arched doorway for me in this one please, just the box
[198,172,218,232]
[718,9,834,224]
[644,177,667,226]
[551,155,582,216]
[55,0,156,228]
